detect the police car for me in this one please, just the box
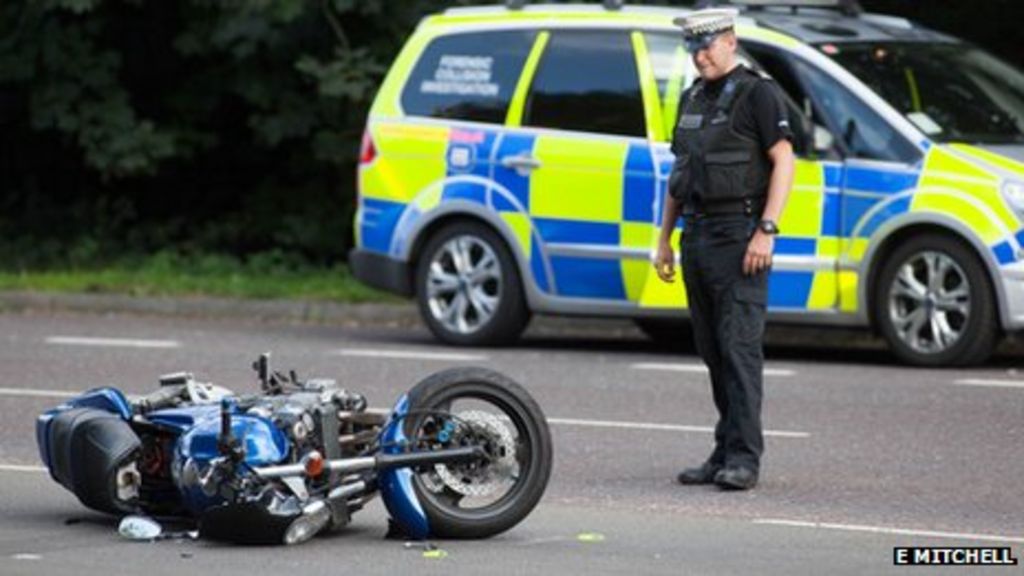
[349,0,1024,366]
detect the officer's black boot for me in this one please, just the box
[714,466,758,490]
[676,461,722,485]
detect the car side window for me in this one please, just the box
[524,30,646,138]
[646,32,775,144]
[792,58,921,164]
[742,42,822,159]
[401,30,536,124]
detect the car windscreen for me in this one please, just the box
[821,41,1024,144]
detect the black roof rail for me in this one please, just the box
[695,0,863,17]
[506,1,625,11]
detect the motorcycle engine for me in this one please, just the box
[244,379,366,456]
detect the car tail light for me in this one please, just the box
[359,129,376,165]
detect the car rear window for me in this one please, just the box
[524,30,646,138]
[401,30,537,124]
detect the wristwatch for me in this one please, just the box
[757,219,780,235]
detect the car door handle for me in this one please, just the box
[500,154,542,175]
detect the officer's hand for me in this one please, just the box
[655,240,676,283]
[743,231,774,276]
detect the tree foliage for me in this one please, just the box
[0,0,1018,267]
[0,0,459,264]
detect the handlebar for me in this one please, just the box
[133,384,186,414]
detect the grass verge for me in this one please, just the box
[0,251,398,303]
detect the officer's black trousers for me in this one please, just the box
[680,214,768,472]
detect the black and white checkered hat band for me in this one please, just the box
[685,20,732,36]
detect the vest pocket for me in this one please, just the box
[705,151,752,201]
[669,155,690,201]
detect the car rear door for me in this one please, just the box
[505,28,657,304]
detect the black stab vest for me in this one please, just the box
[669,67,772,211]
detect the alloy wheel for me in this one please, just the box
[425,235,503,335]
[887,250,970,355]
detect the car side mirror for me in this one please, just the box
[813,124,834,154]
[798,97,834,158]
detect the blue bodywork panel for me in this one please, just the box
[378,394,430,539]
[166,405,290,514]
[36,388,291,515]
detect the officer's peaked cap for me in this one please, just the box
[673,8,738,38]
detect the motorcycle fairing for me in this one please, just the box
[378,393,430,539]
[173,411,289,466]
[166,406,291,514]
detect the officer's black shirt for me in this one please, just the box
[668,65,795,210]
[697,65,794,153]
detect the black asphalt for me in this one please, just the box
[0,303,1021,574]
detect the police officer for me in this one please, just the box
[655,8,794,491]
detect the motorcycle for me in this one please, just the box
[35,353,552,545]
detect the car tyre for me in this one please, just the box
[874,234,998,366]
[415,222,530,346]
[634,318,693,349]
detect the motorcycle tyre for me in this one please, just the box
[402,367,552,539]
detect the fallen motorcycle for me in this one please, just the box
[35,353,552,545]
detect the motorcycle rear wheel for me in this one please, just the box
[402,367,552,539]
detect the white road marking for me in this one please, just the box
[548,417,810,439]
[0,464,47,473]
[45,336,180,349]
[332,349,488,362]
[0,388,79,398]
[0,386,813,439]
[632,363,796,377]
[12,554,42,560]
[954,378,1024,389]
[754,519,1024,544]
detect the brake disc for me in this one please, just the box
[433,410,517,498]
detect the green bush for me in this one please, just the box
[0,1,1018,269]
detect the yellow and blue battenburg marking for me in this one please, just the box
[357,9,1024,321]
[359,112,1024,314]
